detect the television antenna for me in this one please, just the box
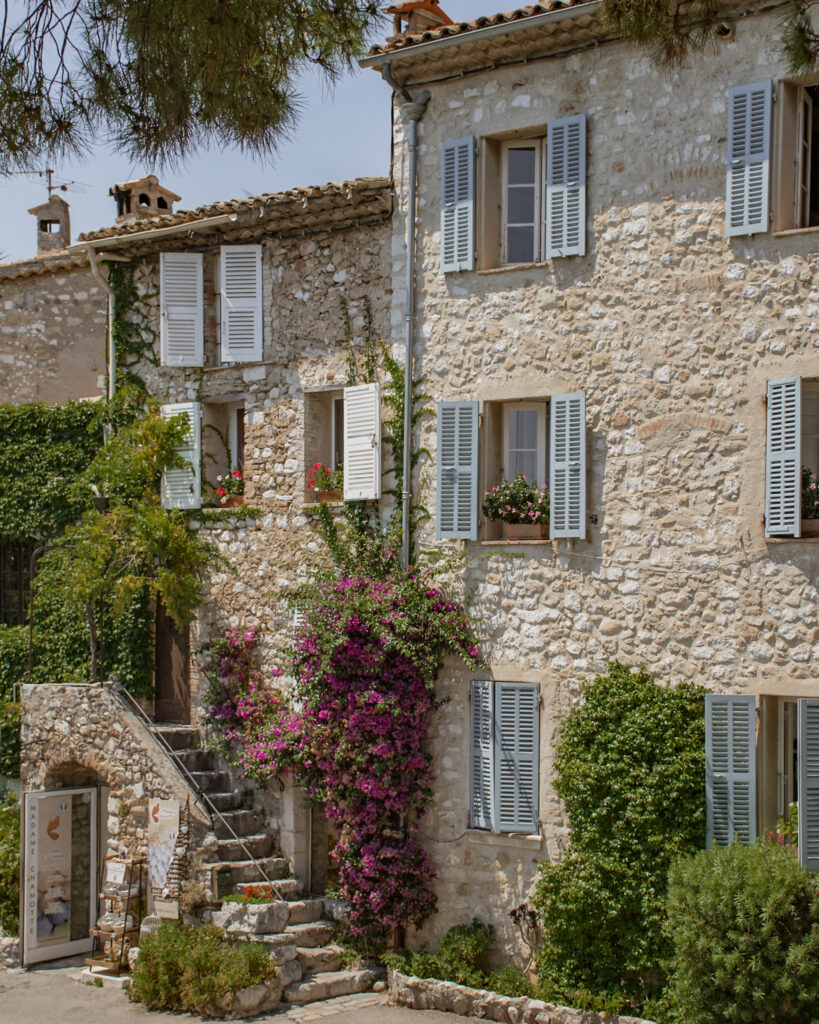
[8,167,89,198]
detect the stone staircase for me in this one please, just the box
[152,725,383,1004]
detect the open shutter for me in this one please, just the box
[343,383,381,501]
[160,253,203,366]
[549,391,586,539]
[436,401,478,540]
[441,137,475,273]
[705,694,756,847]
[798,699,819,872]
[546,114,586,258]
[766,377,801,538]
[726,81,772,236]
[161,402,201,510]
[470,681,494,830]
[494,682,539,833]
[221,245,263,363]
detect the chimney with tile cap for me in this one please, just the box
[28,195,71,254]
[109,174,181,224]
[384,0,453,41]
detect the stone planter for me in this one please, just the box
[212,900,289,935]
[801,517,819,537]
[502,521,548,540]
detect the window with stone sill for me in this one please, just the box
[304,390,344,499]
[774,79,819,232]
[764,376,819,538]
[202,400,245,502]
[482,399,549,540]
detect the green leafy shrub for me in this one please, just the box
[487,965,534,998]
[532,662,706,1009]
[667,841,819,1024]
[0,791,20,935]
[130,922,275,1013]
[385,919,495,989]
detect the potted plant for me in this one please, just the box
[216,468,244,507]
[802,466,819,536]
[483,474,550,540]
[307,462,344,501]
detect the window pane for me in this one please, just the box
[508,186,535,223]
[509,450,538,483]
[510,409,539,449]
[507,147,536,185]
[507,226,535,264]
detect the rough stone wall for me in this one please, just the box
[0,259,107,404]
[385,8,819,955]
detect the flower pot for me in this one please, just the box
[313,489,343,501]
[222,495,244,508]
[801,518,819,537]
[502,521,548,540]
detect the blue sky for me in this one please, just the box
[0,1,502,262]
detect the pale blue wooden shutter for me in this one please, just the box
[436,400,478,540]
[726,81,772,236]
[441,137,475,273]
[546,114,586,258]
[705,694,756,847]
[343,383,381,501]
[798,699,819,871]
[221,245,263,363]
[549,391,586,539]
[161,402,201,510]
[494,682,539,833]
[470,680,494,830]
[766,377,801,538]
[160,253,203,366]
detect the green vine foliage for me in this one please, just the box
[0,790,20,935]
[108,260,158,382]
[532,662,706,1014]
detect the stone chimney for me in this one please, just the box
[108,174,181,224]
[28,195,71,254]
[383,1,453,41]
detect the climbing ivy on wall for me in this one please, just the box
[107,260,158,385]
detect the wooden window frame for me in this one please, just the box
[502,401,548,486]
[500,138,546,266]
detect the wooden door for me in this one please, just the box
[154,603,190,723]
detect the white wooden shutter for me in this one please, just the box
[160,253,203,366]
[436,401,478,540]
[470,680,494,830]
[705,694,756,847]
[220,245,263,363]
[343,383,381,501]
[766,377,802,538]
[494,682,539,834]
[441,137,475,273]
[726,81,772,236]
[798,699,819,872]
[549,391,586,539]
[546,114,586,258]
[160,402,201,510]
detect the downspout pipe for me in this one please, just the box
[382,61,430,568]
[81,244,129,404]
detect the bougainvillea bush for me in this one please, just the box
[204,559,482,937]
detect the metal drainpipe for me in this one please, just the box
[383,62,430,568]
[83,245,129,404]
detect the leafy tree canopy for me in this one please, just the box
[0,0,381,173]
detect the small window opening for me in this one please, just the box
[797,85,819,228]
[39,220,61,233]
[157,196,168,210]
[138,193,151,207]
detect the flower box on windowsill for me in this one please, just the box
[502,521,549,541]
[801,518,819,537]
[311,489,343,502]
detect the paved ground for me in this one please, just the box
[0,962,455,1024]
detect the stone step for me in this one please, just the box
[278,958,303,988]
[214,808,265,838]
[153,724,201,751]
[284,920,337,949]
[296,944,344,974]
[218,833,275,861]
[175,748,217,772]
[283,968,382,1004]
[210,856,291,884]
[286,899,325,926]
[233,877,302,899]
[190,769,233,792]
[206,790,246,812]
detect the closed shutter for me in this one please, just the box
[726,81,772,236]
[160,402,201,510]
[546,114,586,258]
[343,383,381,501]
[470,680,494,830]
[436,401,478,540]
[549,391,586,539]
[766,377,802,538]
[221,245,263,363]
[798,699,819,872]
[441,137,475,273]
[705,694,756,847]
[160,253,203,366]
[494,682,539,833]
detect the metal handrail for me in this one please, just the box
[113,684,284,899]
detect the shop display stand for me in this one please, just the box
[85,857,145,976]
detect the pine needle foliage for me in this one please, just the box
[0,0,383,173]
[601,0,729,65]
